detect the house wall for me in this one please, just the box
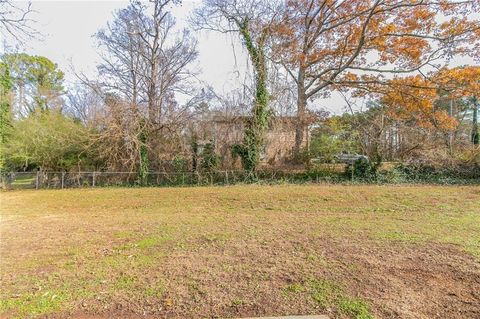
[212,118,309,168]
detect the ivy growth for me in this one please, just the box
[232,18,270,171]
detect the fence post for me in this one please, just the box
[8,172,14,189]
[225,171,229,185]
[61,172,65,189]
[92,172,96,187]
[35,171,39,189]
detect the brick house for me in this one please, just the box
[205,115,312,168]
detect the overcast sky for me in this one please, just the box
[1,0,478,114]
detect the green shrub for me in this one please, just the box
[4,111,92,171]
[345,158,377,180]
[393,164,480,183]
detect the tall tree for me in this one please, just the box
[96,0,198,125]
[194,0,279,171]
[0,61,12,142]
[64,84,103,125]
[95,0,199,180]
[271,0,480,156]
[434,66,480,148]
[2,53,64,116]
[380,66,480,150]
[0,61,13,170]
[472,96,479,145]
[96,4,144,108]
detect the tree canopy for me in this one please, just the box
[2,53,64,115]
[1,0,479,178]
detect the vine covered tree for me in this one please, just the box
[194,0,280,171]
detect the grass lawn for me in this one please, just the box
[1,184,479,319]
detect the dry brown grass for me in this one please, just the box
[1,185,479,319]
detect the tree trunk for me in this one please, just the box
[294,94,306,157]
[294,68,306,158]
[148,1,161,125]
[235,20,270,172]
[472,97,479,145]
[138,128,149,185]
[446,98,454,154]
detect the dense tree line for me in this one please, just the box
[0,0,479,181]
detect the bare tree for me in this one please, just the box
[93,0,200,178]
[0,0,36,43]
[96,4,144,108]
[96,0,198,126]
[64,84,103,125]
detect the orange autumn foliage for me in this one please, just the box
[434,66,480,98]
[271,0,479,97]
[382,66,480,130]
[262,0,477,154]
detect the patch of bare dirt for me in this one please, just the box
[63,237,480,319]
[3,186,479,319]
[327,240,480,319]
